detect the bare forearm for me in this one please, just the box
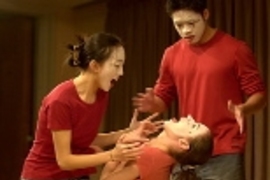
[92,129,130,147]
[242,92,267,115]
[57,150,112,170]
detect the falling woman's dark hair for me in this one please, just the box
[66,32,123,70]
[169,130,213,180]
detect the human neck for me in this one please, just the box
[199,25,217,44]
[73,73,98,104]
[149,132,170,153]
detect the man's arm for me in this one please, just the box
[228,92,267,117]
[228,92,267,133]
[133,88,167,113]
[241,92,266,115]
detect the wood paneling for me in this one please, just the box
[0,15,34,180]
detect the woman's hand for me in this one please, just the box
[129,109,164,137]
[110,141,145,161]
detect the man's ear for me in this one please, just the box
[203,9,210,20]
[177,138,190,151]
[89,60,100,73]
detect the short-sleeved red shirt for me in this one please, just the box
[21,80,108,179]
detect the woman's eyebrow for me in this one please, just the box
[116,59,124,63]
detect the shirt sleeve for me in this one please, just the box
[154,47,177,107]
[46,100,72,130]
[234,42,266,96]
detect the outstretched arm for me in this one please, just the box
[133,88,167,113]
[91,128,131,148]
[239,92,266,115]
[228,92,267,133]
[92,110,162,148]
[52,130,143,171]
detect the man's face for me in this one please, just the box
[171,9,207,45]
[164,115,208,140]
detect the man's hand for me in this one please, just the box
[132,88,156,112]
[228,100,245,134]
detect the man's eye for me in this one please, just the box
[188,20,196,24]
[176,24,183,28]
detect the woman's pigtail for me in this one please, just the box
[66,43,84,67]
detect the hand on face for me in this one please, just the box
[132,88,156,112]
[227,100,244,134]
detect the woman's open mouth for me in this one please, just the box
[110,79,117,87]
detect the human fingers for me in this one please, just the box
[145,112,159,121]
[227,100,234,112]
[235,111,244,134]
[129,109,139,130]
[142,123,163,136]
[145,87,153,94]
[117,133,127,143]
[136,93,148,98]
[132,109,139,119]
[132,93,146,103]
[228,100,244,134]
[238,118,243,134]
[113,142,144,161]
[132,96,144,107]
[140,120,163,131]
[123,141,145,149]
[152,120,164,130]
[121,143,145,160]
[122,134,149,143]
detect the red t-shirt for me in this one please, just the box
[136,146,176,180]
[154,30,266,155]
[21,80,108,179]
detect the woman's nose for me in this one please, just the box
[187,115,195,122]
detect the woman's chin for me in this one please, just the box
[101,87,110,92]
[100,81,117,92]
[101,84,113,92]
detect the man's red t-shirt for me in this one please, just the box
[154,30,266,155]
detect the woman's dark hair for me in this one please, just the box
[165,0,207,16]
[66,32,123,70]
[169,131,213,180]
